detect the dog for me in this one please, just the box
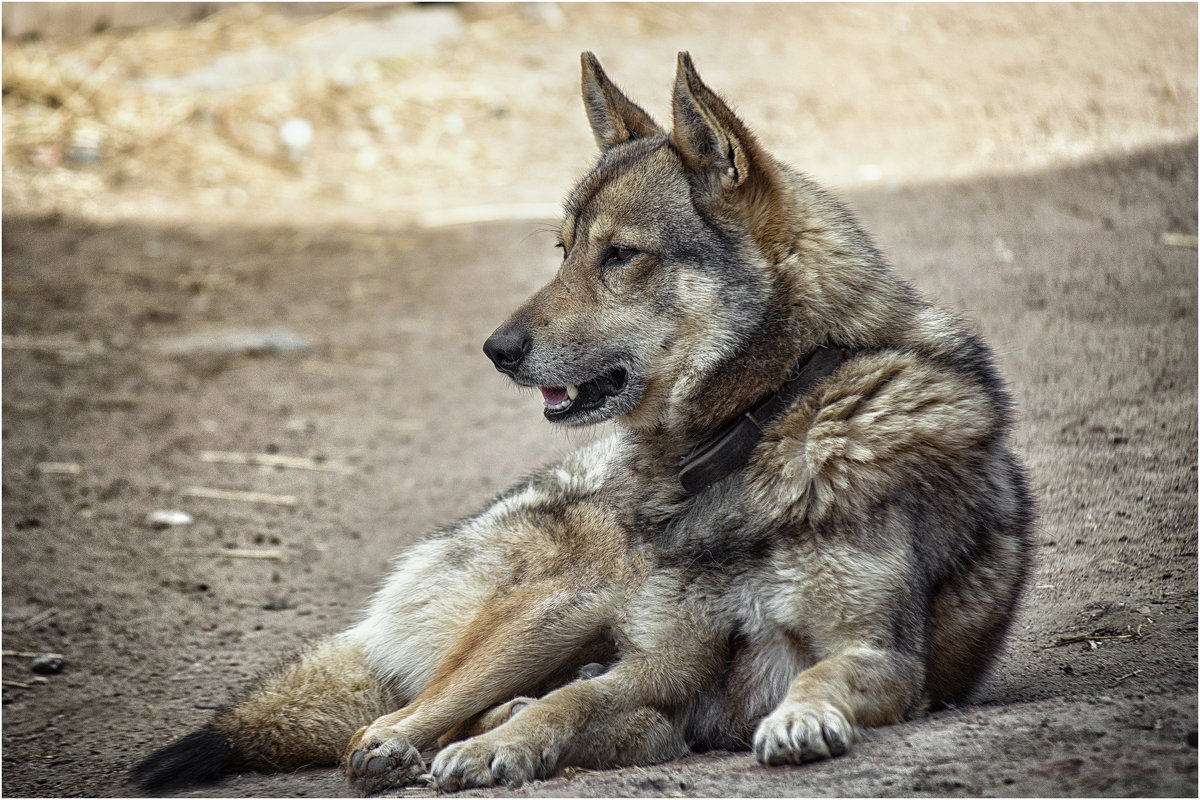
[134,52,1034,795]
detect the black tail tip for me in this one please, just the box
[132,727,236,793]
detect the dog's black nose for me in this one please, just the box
[483,328,530,375]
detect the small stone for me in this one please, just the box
[262,596,298,611]
[279,117,315,161]
[146,509,195,528]
[31,655,65,675]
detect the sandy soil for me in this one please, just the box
[2,3,1196,798]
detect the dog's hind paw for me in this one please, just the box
[753,699,855,766]
[430,736,546,791]
[343,729,426,796]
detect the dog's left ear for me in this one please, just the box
[671,52,767,194]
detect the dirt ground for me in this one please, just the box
[2,3,1197,798]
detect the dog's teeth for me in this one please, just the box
[566,384,579,400]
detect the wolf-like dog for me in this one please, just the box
[134,52,1034,795]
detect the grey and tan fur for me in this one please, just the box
[134,52,1034,795]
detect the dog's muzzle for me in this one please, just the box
[483,324,633,424]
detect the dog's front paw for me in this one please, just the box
[343,726,426,796]
[430,735,545,791]
[753,699,855,766]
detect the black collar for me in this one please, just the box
[677,345,852,495]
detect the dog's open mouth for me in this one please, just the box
[539,367,628,422]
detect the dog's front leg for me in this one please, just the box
[753,644,924,766]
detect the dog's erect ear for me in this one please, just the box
[671,52,762,192]
[581,52,663,151]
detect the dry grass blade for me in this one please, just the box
[1048,632,1140,649]
[22,608,59,629]
[2,650,66,659]
[167,547,289,563]
[1112,669,1143,686]
[181,486,299,506]
[1160,232,1199,248]
[199,450,348,473]
[36,462,82,476]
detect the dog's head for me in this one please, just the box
[484,53,797,431]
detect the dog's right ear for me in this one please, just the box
[580,52,663,151]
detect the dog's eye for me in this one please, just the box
[555,242,566,260]
[604,245,638,265]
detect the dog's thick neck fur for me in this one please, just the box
[672,174,922,439]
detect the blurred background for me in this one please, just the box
[3,2,1195,227]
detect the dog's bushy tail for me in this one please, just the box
[132,727,237,792]
[132,635,395,793]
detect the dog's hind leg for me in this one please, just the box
[428,571,729,789]
[436,662,612,747]
[342,580,618,795]
[434,690,690,791]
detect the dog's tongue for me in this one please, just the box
[540,386,569,406]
